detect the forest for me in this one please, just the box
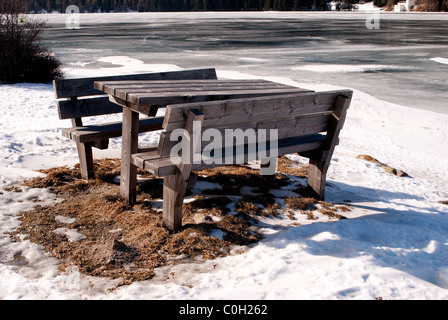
[23,0,448,12]
[27,0,334,12]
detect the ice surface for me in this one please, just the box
[41,11,448,114]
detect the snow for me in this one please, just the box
[431,57,448,65]
[1,52,448,300]
[53,228,87,242]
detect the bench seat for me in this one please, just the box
[131,133,327,178]
[62,117,164,143]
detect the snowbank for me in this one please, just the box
[1,58,448,300]
[431,57,448,65]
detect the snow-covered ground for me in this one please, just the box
[1,55,448,300]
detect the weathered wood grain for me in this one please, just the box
[131,150,177,177]
[55,68,217,184]
[157,113,332,157]
[120,108,140,205]
[53,68,217,98]
[58,96,123,120]
[163,110,204,231]
[62,116,164,143]
[306,93,352,199]
[162,92,348,131]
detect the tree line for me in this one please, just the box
[23,0,448,12]
[374,0,447,11]
[26,0,337,12]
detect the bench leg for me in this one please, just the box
[120,108,139,205]
[76,142,94,180]
[162,109,202,232]
[307,158,327,200]
[307,95,351,201]
[71,117,94,180]
[163,172,189,232]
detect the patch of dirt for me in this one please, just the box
[11,156,352,286]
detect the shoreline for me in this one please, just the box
[31,11,448,23]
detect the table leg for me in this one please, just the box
[121,108,139,205]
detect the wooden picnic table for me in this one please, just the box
[93,78,313,204]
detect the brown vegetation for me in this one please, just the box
[0,0,63,84]
[11,156,352,286]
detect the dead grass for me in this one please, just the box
[285,197,317,211]
[11,159,263,286]
[302,210,317,220]
[277,156,308,177]
[285,197,351,220]
[11,156,352,286]
[195,163,291,195]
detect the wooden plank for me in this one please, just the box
[162,110,204,232]
[53,68,217,98]
[134,133,325,176]
[163,99,334,131]
[76,142,94,180]
[136,133,325,175]
[107,84,305,101]
[137,146,158,153]
[307,93,352,200]
[322,94,352,163]
[131,150,177,176]
[58,96,123,120]
[162,90,350,129]
[158,113,331,157]
[130,88,309,106]
[178,109,205,179]
[163,174,183,231]
[120,109,140,205]
[109,89,314,117]
[108,95,156,116]
[70,116,94,180]
[190,134,326,171]
[97,79,279,92]
[62,116,164,143]
[98,80,300,99]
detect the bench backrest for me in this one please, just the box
[53,68,217,120]
[157,90,353,160]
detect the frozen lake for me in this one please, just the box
[40,12,448,114]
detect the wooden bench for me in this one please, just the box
[131,89,353,231]
[53,68,218,179]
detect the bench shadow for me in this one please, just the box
[261,180,448,290]
[324,180,426,204]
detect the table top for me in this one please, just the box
[94,79,313,116]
